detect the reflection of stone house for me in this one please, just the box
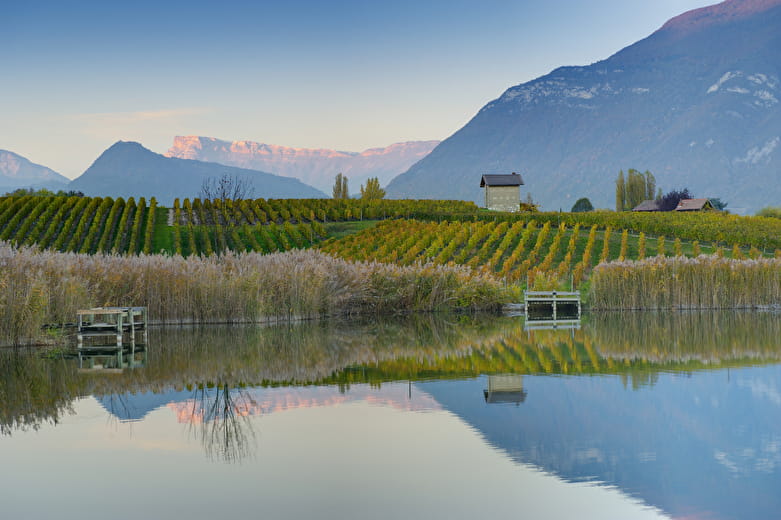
[481,172,524,212]
[483,374,527,404]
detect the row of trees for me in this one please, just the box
[332,173,386,200]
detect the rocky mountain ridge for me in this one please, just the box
[166,136,440,193]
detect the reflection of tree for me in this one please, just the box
[185,384,258,464]
[0,350,78,435]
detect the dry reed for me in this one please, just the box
[0,243,508,345]
[590,255,781,309]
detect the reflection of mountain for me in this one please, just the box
[99,384,440,424]
[420,367,781,520]
[96,390,192,421]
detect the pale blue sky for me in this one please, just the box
[2,0,713,178]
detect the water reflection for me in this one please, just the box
[184,385,258,464]
[0,311,780,520]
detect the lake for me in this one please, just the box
[1,312,780,520]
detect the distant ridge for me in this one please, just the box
[69,141,327,203]
[0,149,70,192]
[166,136,440,193]
[386,0,781,214]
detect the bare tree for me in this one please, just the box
[200,174,255,201]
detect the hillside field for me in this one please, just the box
[1,194,779,289]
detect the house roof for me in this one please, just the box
[632,200,662,212]
[676,198,713,211]
[480,172,524,187]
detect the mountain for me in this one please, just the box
[0,150,70,192]
[69,141,327,203]
[165,136,440,193]
[386,0,781,214]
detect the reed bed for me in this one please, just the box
[0,243,508,345]
[590,255,781,309]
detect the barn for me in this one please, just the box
[480,172,524,212]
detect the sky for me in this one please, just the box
[2,0,715,179]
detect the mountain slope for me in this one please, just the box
[69,141,327,203]
[386,0,781,214]
[0,150,70,192]
[165,136,440,193]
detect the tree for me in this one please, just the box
[200,174,254,201]
[615,171,626,211]
[519,193,539,212]
[571,197,594,212]
[616,168,656,210]
[643,170,656,200]
[332,173,349,199]
[658,188,692,211]
[756,206,781,219]
[359,177,386,200]
[709,198,728,211]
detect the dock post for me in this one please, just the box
[116,313,123,347]
[552,291,557,321]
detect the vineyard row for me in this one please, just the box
[319,219,780,287]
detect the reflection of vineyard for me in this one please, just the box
[2,312,780,435]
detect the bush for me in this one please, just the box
[571,197,594,212]
[756,206,781,219]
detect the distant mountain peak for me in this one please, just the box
[69,140,327,203]
[660,0,781,34]
[0,149,70,190]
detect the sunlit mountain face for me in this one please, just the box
[166,136,440,193]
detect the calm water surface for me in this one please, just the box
[1,312,780,520]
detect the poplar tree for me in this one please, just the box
[615,170,626,211]
[332,173,349,199]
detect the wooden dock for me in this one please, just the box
[77,307,148,348]
[523,291,581,321]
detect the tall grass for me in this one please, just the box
[590,255,781,309]
[0,243,508,345]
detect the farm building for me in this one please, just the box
[480,172,524,212]
[632,200,662,212]
[632,198,716,212]
[676,198,715,211]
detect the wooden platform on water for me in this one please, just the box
[77,307,148,348]
[523,291,581,321]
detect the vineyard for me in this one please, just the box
[319,218,777,288]
[452,210,781,251]
[0,196,477,256]
[2,194,780,290]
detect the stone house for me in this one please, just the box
[480,172,524,212]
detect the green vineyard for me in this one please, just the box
[318,218,754,286]
[0,196,477,256]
